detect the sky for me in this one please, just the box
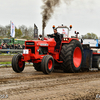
[0,0,100,38]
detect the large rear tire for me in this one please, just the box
[41,55,54,74]
[60,40,83,73]
[12,54,25,73]
[33,63,41,71]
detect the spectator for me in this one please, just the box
[0,45,2,49]
[15,44,18,49]
[18,44,21,49]
[11,44,14,49]
[2,43,7,49]
[22,44,25,49]
[9,45,12,49]
[0,43,24,49]
[6,44,9,49]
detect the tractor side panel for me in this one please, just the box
[82,49,93,68]
[48,47,55,53]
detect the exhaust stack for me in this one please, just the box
[42,28,44,40]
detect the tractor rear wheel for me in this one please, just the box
[33,63,41,71]
[12,54,25,73]
[60,40,83,73]
[41,55,54,74]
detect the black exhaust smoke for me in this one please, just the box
[41,0,60,40]
[41,0,72,40]
[41,0,60,30]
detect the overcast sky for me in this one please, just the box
[0,0,100,37]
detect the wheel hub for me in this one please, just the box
[48,60,53,70]
[73,47,82,68]
[18,59,23,68]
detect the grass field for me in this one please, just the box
[0,62,11,65]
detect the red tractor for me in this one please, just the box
[12,25,84,74]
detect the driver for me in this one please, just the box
[47,28,61,50]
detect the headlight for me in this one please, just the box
[66,38,68,41]
[63,38,68,41]
[63,38,66,41]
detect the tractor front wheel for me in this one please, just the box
[41,55,54,74]
[12,54,25,73]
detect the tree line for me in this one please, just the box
[0,24,34,40]
[0,24,100,40]
[81,33,100,39]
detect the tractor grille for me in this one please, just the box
[26,47,35,53]
[26,42,34,45]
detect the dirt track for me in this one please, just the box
[0,55,13,62]
[0,66,100,100]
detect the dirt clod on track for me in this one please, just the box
[0,66,100,100]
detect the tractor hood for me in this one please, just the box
[25,38,56,47]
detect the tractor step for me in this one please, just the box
[89,68,98,71]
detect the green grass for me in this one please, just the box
[0,66,11,68]
[0,62,11,64]
[0,62,33,65]
[0,53,16,56]
[0,61,33,68]
[0,55,13,56]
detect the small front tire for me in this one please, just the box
[41,55,54,74]
[12,54,25,73]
